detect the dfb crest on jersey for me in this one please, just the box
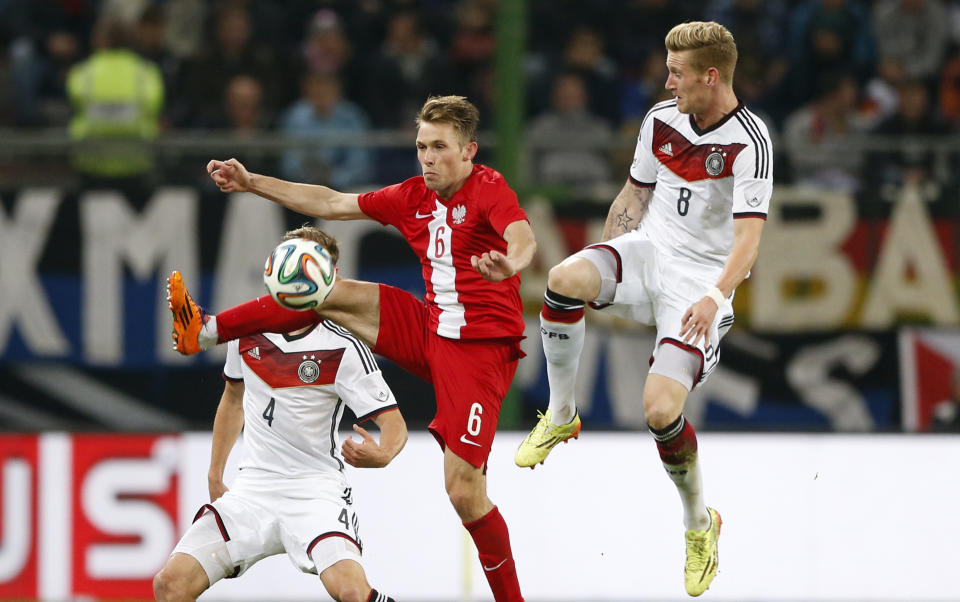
[452,204,467,224]
[298,356,321,383]
[705,151,724,176]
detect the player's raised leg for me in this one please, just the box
[515,256,601,467]
[644,366,720,596]
[167,273,382,353]
[445,449,523,602]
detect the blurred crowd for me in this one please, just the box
[2,0,960,197]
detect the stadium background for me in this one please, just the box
[1,1,959,600]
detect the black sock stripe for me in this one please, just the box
[649,414,685,442]
[544,288,585,310]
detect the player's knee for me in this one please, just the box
[153,567,190,602]
[445,481,482,519]
[325,582,369,602]
[446,481,472,513]
[322,572,370,602]
[546,263,580,298]
[336,585,372,602]
[644,398,678,431]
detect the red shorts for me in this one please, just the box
[373,284,522,468]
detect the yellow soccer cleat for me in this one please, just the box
[684,507,722,597]
[167,271,208,355]
[514,409,581,468]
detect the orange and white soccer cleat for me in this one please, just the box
[167,271,208,355]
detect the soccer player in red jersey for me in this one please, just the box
[168,95,534,602]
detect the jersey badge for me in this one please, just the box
[747,195,761,207]
[658,142,674,156]
[247,346,261,360]
[298,355,321,383]
[452,204,467,224]
[705,150,725,176]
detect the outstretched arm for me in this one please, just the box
[680,217,765,346]
[470,219,537,282]
[601,180,654,241]
[341,409,408,468]
[207,158,367,221]
[208,379,245,501]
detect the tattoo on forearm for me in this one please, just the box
[614,208,633,232]
[603,183,655,241]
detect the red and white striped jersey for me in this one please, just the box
[630,99,773,275]
[358,164,528,340]
[222,321,397,477]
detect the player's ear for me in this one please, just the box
[463,140,478,162]
[705,67,720,87]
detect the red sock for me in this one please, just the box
[216,295,321,342]
[463,506,523,602]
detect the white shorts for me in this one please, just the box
[172,470,363,585]
[574,230,735,386]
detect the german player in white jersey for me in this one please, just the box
[516,22,773,597]
[154,227,406,602]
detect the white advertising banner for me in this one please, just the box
[1,432,958,601]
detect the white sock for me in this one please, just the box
[663,457,710,530]
[198,315,218,350]
[540,314,584,425]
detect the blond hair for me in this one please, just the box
[282,224,340,265]
[416,95,480,144]
[665,21,737,84]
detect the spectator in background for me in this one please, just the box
[863,79,945,202]
[873,0,948,87]
[554,27,620,124]
[619,49,672,122]
[221,74,270,134]
[613,0,698,66]
[448,0,496,117]
[782,73,867,192]
[527,71,613,188]
[6,0,89,127]
[707,0,790,122]
[363,11,451,128]
[66,17,163,182]
[297,9,363,110]
[180,2,280,127]
[863,56,908,128]
[134,4,183,128]
[279,73,371,190]
[786,0,875,103]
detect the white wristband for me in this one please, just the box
[705,286,725,309]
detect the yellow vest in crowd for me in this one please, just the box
[67,48,164,178]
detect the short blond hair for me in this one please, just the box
[282,224,339,265]
[665,21,737,84]
[416,95,480,144]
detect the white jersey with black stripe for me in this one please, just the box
[223,321,397,478]
[629,99,773,276]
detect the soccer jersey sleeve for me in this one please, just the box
[629,108,659,186]
[223,339,243,381]
[732,113,774,219]
[485,184,528,236]
[333,338,398,422]
[357,179,417,227]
